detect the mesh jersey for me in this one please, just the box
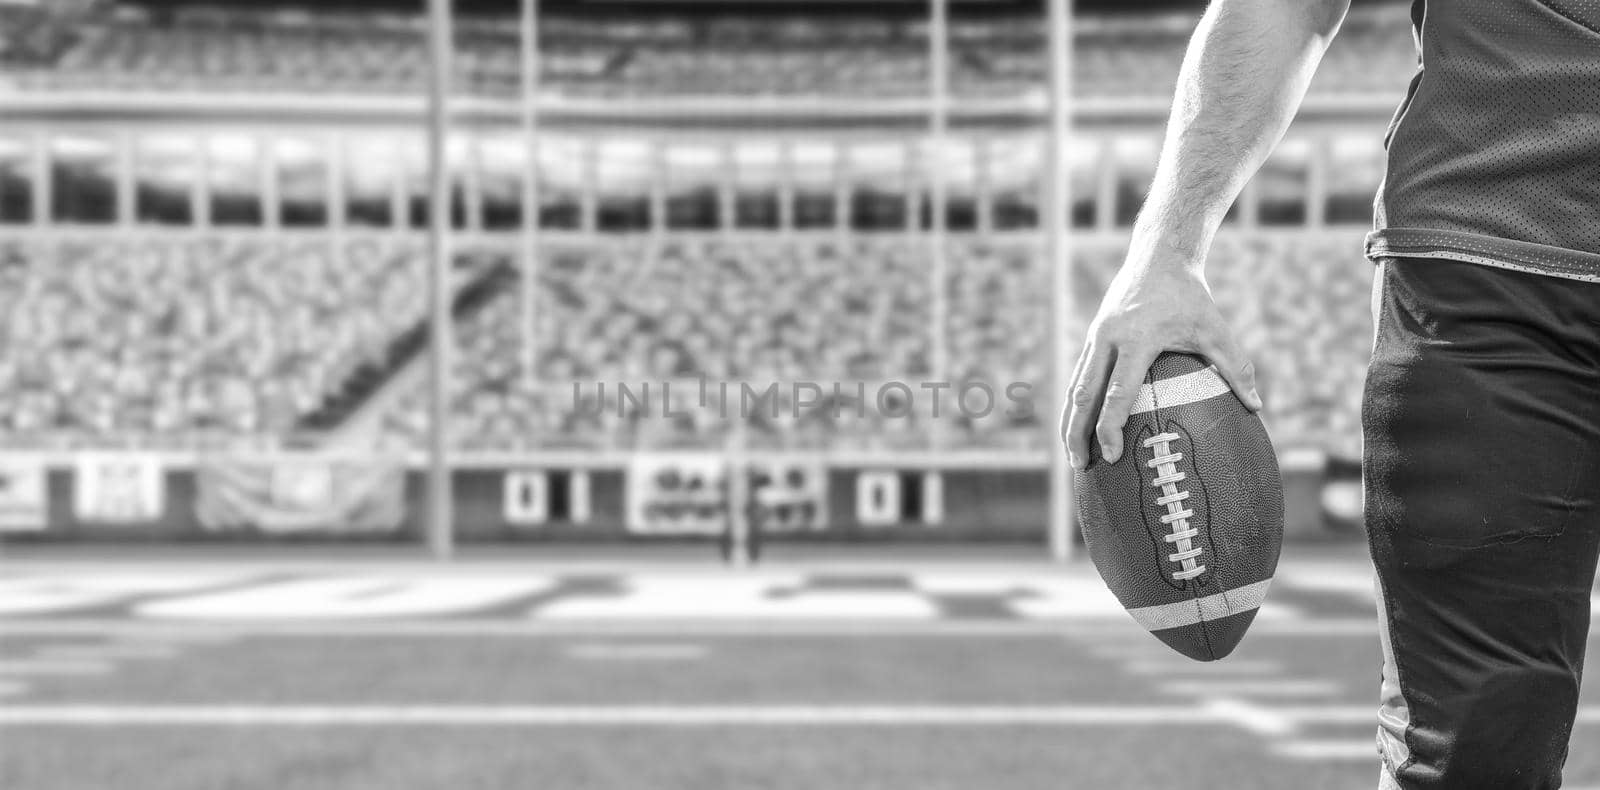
[1366,0,1600,282]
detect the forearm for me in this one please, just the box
[1134,0,1349,268]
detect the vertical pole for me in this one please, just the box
[328,131,348,233]
[974,137,993,238]
[725,420,751,568]
[426,0,456,559]
[1046,0,1075,561]
[778,140,795,236]
[193,137,210,230]
[833,141,849,243]
[719,140,736,236]
[520,0,542,386]
[389,146,407,234]
[651,139,667,238]
[116,130,135,228]
[928,0,949,448]
[262,138,282,230]
[580,141,598,236]
[1307,137,1328,230]
[32,130,51,228]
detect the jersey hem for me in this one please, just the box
[1365,228,1600,284]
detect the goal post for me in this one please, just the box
[1046,0,1077,561]
[425,0,456,559]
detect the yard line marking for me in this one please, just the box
[1201,698,1296,737]
[564,643,708,662]
[0,704,1594,728]
[0,705,1226,727]
[0,659,113,676]
[1081,643,1166,659]
[1162,679,1342,697]
[1278,565,1377,603]
[136,577,556,620]
[536,578,937,621]
[1123,659,1281,676]
[0,575,247,616]
[33,643,180,661]
[1272,738,1376,761]
[0,617,1393,638]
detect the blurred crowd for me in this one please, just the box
[384,237,1045,452]
[0,236,425,448]
[373,232,1370,456]
[1,4,1415,100]
[0,232,1369,456]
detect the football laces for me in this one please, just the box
[1143,432,1204,582]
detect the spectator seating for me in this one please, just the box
[6,5,1416,101]
[0,235,428,448]
[376,232,1371,457]
[0,231,1370,458]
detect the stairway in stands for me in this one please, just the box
[295,253,517,443]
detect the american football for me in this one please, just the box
[1075,352,1285,661]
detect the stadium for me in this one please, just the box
[0,0,1594,787]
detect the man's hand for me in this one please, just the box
[1062,259,1262,471]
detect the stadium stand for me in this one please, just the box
[0,225,1369,457]
[0,1,1394,466]
[369,233,1368,456]
[3,4,1416,99]
[0,236,437,448]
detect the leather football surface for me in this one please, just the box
[1074,352,1284,661]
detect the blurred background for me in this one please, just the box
[0,0,1592,787]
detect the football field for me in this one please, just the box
[1,548,1597,790]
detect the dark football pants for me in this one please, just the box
[1364,257,1600,789]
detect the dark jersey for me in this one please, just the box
[1365,0,1600,282]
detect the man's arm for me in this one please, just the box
[1063,0,1350,470]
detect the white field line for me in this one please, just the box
[33,643,180,661]
[0,659,113,676]
[1123,659,1282,676]
[0,705,1225,727]
[1081,644,1166,660]
[1201,698,1296,737]
[1161,679,1343,697]
[0,704,1594,729]
[0,617,1386,638]
[564,643,708,661]
[1271,738,1376,761]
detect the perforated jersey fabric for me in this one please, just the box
[1365,0,1600,282]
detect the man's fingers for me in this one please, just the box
[1200,334,1263,411]
[1095,346,1159,466]
[1059,343,1094,442]
[1064,343,1110,471]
